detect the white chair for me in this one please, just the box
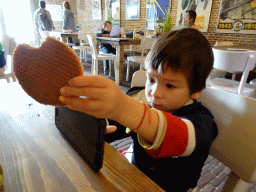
[208,48,256,98]
[198,88,256,192]
[87,34,116,77]
[126,37,155,81]
[130,71,256,191]
[0,35,17,83]
[211,41,235,79]
[131,70,147,88]
[124,45,136,56]
[72,32,91,63]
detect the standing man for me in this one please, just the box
[34,0,55,42]
[185,10,197,28]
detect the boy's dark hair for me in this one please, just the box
[145,28,213,95]
[186,10,197,23]
[104,21,112,27]
[40,1,46,8]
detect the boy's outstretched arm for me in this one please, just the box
[59,75,159,143]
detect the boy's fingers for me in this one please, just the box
[106,125,117,133]
[59,96,105,114]
[68,75,109,88]
[60,87,105,98]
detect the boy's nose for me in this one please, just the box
[151,84,164,99]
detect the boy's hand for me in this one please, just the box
[59,75,127,121]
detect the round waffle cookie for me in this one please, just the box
[13,37,84,106]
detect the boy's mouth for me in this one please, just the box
[152,103,162,109]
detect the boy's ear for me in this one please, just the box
[190,90,203,100]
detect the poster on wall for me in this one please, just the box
[92,0,102,21]
[105,0,120,27]
[145,0,171,31]
[125,0,140,20]
[175,0,213,32]
[216,0,256,34]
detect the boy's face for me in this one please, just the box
[104,23,112,32]
[145,67,201,113]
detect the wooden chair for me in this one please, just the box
[87,34,116,77]
[72,32,91,63]
[0,35,17,83]
[126,37,155,81]
[208,48,256,98]
[198,88,256,192]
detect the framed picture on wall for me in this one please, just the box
[125,0,140,20]
[175,0,213,32]
[105,0,120,27]
[216,0,256,34]
[92,0,102,21]
[145,0,171,31]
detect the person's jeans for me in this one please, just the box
[100,45,116,71]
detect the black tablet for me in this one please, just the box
[55,107,106,171]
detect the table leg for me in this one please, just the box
[61,37,67,43]
[115,45,124,85]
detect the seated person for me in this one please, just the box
[59,28,218,192]
[96,21,119,75]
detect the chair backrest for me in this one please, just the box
[131,70,147,88]
[78,32,90,44]
[198,88,256,186]
[141,37,155,57]
[212,48,256,72]
[131,71,256,190]
[212,48,256,95]
[87,34,97,59]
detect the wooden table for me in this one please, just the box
[0,82,164,192]
[96,37,141,85]
[49,32,78,43]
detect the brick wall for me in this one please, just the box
[48,0,256,46]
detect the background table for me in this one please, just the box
[49,32,78,43]
[0,82,163,192]
[96,37,141,85]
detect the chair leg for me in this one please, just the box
[139,62,144,70]
[95,60,99,75]
[109,60,112,77]
[126,60,130,81]
[12,75,17,82]
[91,59,94,74]
[114,60,119,85]
[85,48,88,62]
[80,49,82,62]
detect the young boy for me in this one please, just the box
[96,21,117,74]
[59,28,218,192]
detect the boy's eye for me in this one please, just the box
[166,84,175,88]
[149,78,155,83]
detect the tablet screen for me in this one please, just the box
[55,107,106,171]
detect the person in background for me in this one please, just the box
[185,10,197,28]
[59,28,218,192]
[34,0,55,41]
[62,1,75,43]
[96,21,117,75]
